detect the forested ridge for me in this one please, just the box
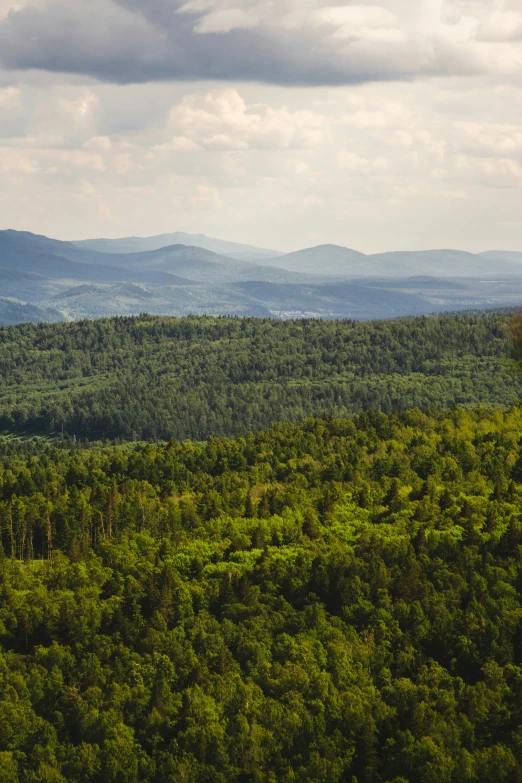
[3,407,522,780]
[0,311,520,441]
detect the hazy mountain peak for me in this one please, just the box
[258,244,369,275]
[300,243,365,253]
[74,232,283,263]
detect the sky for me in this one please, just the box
[0,0,522,253]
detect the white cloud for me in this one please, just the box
[337,151,392,172]
[188,183,223,209]
[84,136,112,151]
[155,136,201,152]
[168,89,327,151]
[455,154,522,187]
[0,146,39,172]
[0,3,521,252]
[475,8,522,42]
[454,122,522,158]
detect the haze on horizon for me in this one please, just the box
[0,0,522,254]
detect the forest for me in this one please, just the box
[3,406,522,781]
[0,310,520,441]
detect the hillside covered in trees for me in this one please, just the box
[3,408,522,780]
[0,311,521,441]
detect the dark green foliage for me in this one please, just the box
[0,311,519,441]
[2,407,522,780]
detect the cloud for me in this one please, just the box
[0,0,520,86]
[454,121,522,159]
[167,88,327,150]
[2,74,522,254]
[455,154,522,188]
[0,3,521,253]
[337,150,392,172]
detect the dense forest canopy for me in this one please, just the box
[3,407,522,780]
[0,311,520,441]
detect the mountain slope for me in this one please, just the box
[0,231,193,285]
[29,279,431,321]
[0,297,64,325]
[229,280,430,319]
[75,243,258,281]
[368,248,522,278]
[0,311,519,441]
[480,250,522,265]
[264,244,522,278]
[260,244,368,275]
[74,231,283,262]
[104,245,315,284]
[0,230,308,285]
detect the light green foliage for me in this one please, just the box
[0,408,522,779]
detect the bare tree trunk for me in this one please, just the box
[9,504,14,562]
[108,497,113,539]
[21,520,27,563]
[46,510,53,563]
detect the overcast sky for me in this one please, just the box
[1,0,522,252]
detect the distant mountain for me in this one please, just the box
[263,245,522,278]
[75,243,259,282]
[0,231,192,286]
[3,229,522,325]
[22,227,522,280]
[259,244,368,276]
[0,229,81,260]
[87,245,314,285]
[228,280,430,319]
[0,230,307,286]
[74,232,283,263]
[0,297,64,326]
[368,249,522,278]
[360,276,468,290]
[479,250,522,266]
[6,279,440,322]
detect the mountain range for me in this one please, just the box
[1,228,522,325]
[259,244,522,278]
[75,231,283,263]
[72,232,522,278]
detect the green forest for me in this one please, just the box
[0,311,520,441]
[2,311,522,781]
[3,406,522,781]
